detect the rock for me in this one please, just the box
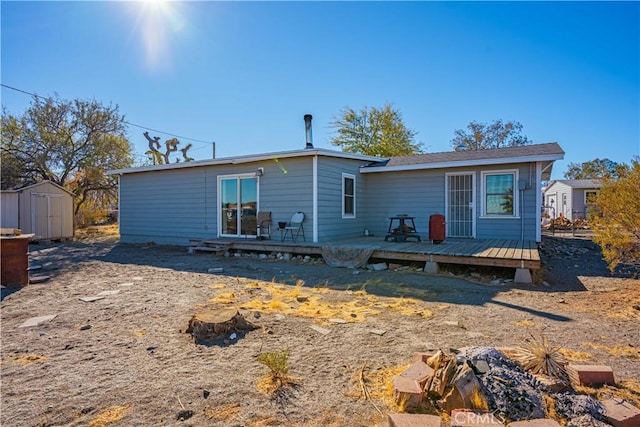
[310,325,330,335]
[79,296,105,302]
[176,410,193,421]
[567,414,610,427]
[443,320,464,328]
[370,262,388,271]
[19,314,57,328]
[296,296,309,303]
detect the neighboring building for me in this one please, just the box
[543,179,603,221]
[0,181,74,239]
[108,131,564,245]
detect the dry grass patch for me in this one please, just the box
[75,224,119,240]
[558,348,592,362]
[14,354,47,365]
[580,342,640,359]
[87,405,131,427]
[514,320,536,327]
[568,282,640,320]
[574,378,640,407]
[347,364,409,410]
[210,279,433,323]
[211,291,237,304]
[244,416,285,427]
[204,403,241,421]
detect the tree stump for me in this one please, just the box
[186,308,259,344]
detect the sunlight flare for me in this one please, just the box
[133,0,187,71]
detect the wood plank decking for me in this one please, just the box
[191,236,541,271]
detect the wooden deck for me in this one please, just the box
[191,236,541,271]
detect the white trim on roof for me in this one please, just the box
[359,153,564,173]
[107,148,383,175]
[1,180,74,196]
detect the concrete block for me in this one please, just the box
[424,261,439,274]
[451,409,504,426]
[399,360,435,387]
[392,376,423,409]
[508,420,561,427]
[412,352,433,363]
[387,413,442,427]
[514,268,532,284]
[567,364,615,386]
[601,398,640,427]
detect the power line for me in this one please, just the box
[1,83,213,145]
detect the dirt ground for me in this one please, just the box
[1,231,638,426]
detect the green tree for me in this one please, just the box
[589,157,639,272]
[564,158,623,179]
[451,119,531,151]
[0,96,134,221]
[329,103,423,156]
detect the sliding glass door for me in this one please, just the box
[220,175,258,237]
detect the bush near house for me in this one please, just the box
[589,157,640,272]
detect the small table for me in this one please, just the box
[384,215,421,242]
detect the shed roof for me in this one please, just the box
[545,179,603,192]
[0,180,74,196]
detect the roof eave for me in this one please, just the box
[359,153,565,174]
[107,148,383,175]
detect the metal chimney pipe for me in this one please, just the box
[304,114,313,149]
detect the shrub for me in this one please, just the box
[590,157,640,272]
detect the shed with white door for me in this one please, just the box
[0,181,74,239]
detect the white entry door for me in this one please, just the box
[32,194,65,239]
[446,173,475,238]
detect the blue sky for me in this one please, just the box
[2,1,638,180]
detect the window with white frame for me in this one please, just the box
[342,173,355,218]
[584,190,598,205]
[481,170,518,217]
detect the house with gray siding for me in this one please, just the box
[108,142,564,245]
[543,179,602,221]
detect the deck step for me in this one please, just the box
[188,240,230,255]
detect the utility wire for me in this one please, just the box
[1,83,213,145]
